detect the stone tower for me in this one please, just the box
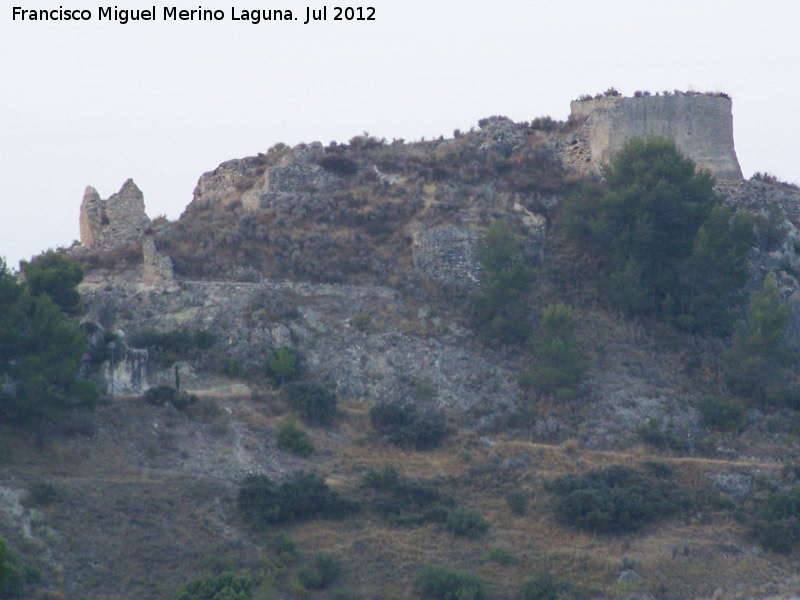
[570,92,743,181]
[79,179,151,248]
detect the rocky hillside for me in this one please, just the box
[5,106,800,600]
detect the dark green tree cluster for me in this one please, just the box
[284,380,337,426]
[21,251,84,316]
[725,275,797,405]
[546,465,691,534]
[237,472,356,528]
[564,137,753,333]
[520,303,587,400]
[471,221,536,345]
[0,254,98,429]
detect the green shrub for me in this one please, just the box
[129,327,216,364]
[412,378,437,401]
[519,571,565,600]
[362,467,455,526]
[470,221,536,346]
[297,553,342,590]
[636,417,691,453]
[505,489,528,516]
[725,275,797,405]
[445,508,489,539]
[369,403,450,450]
[488,546,516,566]
[237,472,356,527]
[173,571,253,600]
[269,532,298,559]
[521,304,587,398]
[318,154,358,177]
[145,385,178,407]
[171,391,199,411]
[0,537,10,595]
[276,417,315,457]
[546,465,691,534]
[361,465,400,490]
[696,396,744,432]
[415,564,485,600]
[24,482,59,507]
[266,347,301,384]
[285,380,337,426]
[750,487,800,553]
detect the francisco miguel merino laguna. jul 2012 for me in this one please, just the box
[11,5,376,24]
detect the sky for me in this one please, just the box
[2,0,799,269]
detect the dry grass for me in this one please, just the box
[0,393,796,600]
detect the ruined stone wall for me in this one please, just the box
[142,235,174,286]
[570,93,743,180]
[79,179,151,248]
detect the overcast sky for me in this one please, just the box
[2,0,799,269]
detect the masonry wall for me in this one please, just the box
[80,179,151,248]
[570,93,743,180]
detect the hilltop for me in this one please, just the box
[4,91,800,600]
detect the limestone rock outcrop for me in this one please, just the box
[411,225,482,286]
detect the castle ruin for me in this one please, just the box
[79,179,151,248]
[570,91,743,181]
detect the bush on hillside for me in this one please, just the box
[546,465,692,534]
[471,221,536,345]
[369,403,450,450]
[750,487,800,553]
[725,275,798,405]
[237,472,356,528]
[266,347,301,385]
[0,537,9,595]
[128,327,217,365]
[276,417,315,457]
[696,396,744,432]
[284,380,337,426]
[173,571,253,600]
[297,553,342,591]
[415,564,485,600]
[145,385,178,406]
[519,571,569,600]
[362,466,455,526]
[520,303,587,400]
[505,489,528,516]
[445,508,489,539]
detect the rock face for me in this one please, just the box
[142,236,174,286]
[78,279,519,411]
[570,92,743,180]
[79,179,151,248]
[190,157,268,210]
[412,225,482,286]
[106,348,149,395]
